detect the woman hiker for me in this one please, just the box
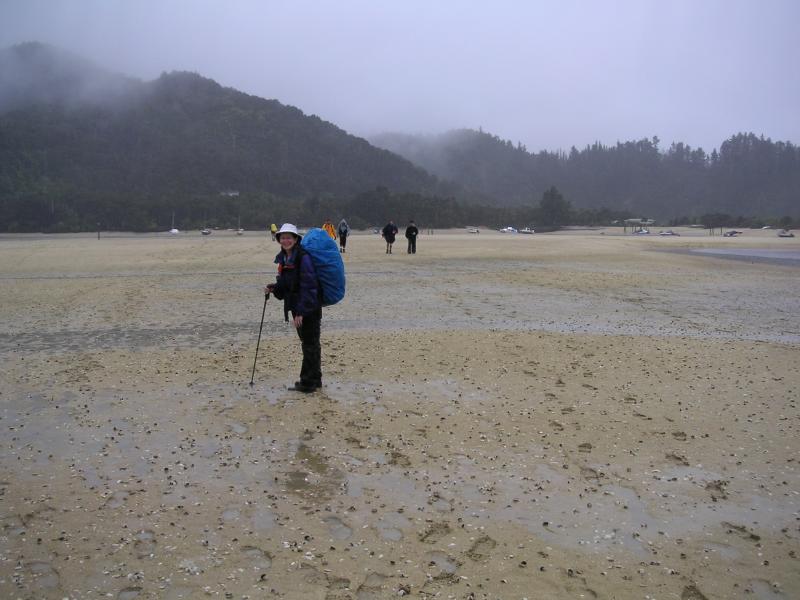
[265,223,322,393]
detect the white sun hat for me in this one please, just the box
[275,223,301,239]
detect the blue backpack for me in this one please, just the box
[300,228,346,306]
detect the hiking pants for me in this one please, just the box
[296,308,322,386]
[339,233,347,250]
[407,237,416,254]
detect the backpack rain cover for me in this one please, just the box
[301,228,346,306]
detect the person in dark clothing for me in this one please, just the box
[405,220,419,254]
[382,220,398,254]
[265,223,322,393]
[337,218,351,253]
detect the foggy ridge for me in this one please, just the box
[0,42,798,231]
[0,42,142,112]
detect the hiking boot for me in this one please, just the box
[289,382,318,393]
[293,380,321,390]
[294,379,321,388]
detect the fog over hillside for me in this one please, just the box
[0,42,141,112]
[1,1,798,153]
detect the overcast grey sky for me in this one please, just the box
[1,0,798,152]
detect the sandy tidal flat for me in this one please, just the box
[1,228,799,599]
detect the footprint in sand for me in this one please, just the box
[672,431,688,441]
[104,490,130,509]
[705,479,728,500]
[580,466,601,484]
[240,545,272,569]
[323,516,353,540]
[301,563,352,598]
[681,584,709,600]
[356,572,391,600]
[300,563,327,585]
[2,514,26,535]
[345,435,365,448]
[745,579,785,599]
[24,560,60,589]
[388,450,411,467]
[325,575,352,600]
[221,507,240,522]
[423,551,461,579]
[134,529,157,558]
[418,521,451,543]
[665,452,689,466]
[162,586,196,600]
[721,521,760,542]
[226,420,248,435]
[465,535,497,561]
[377,512,411,541]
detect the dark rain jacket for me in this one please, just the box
[382,223,398,243]
[271,246,320,319]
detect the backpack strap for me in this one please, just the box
[290,247,306,295]
[280,247,305,322]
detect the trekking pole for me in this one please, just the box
[249,292,269,385]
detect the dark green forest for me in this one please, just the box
[371,129,800,222]
[1,42,798,233]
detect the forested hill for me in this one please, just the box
[0,43,454,231]
[2,43,798,232]
[371,129,800,219]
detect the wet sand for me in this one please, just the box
[1,228,798,599]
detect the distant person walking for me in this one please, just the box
[337,218,351,253]
[270,223,278,241]
[405,220,419,254]
[382,220,398,254]
[322,218,337,240]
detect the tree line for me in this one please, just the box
[372,130,800,221]
[2,179,796,233]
